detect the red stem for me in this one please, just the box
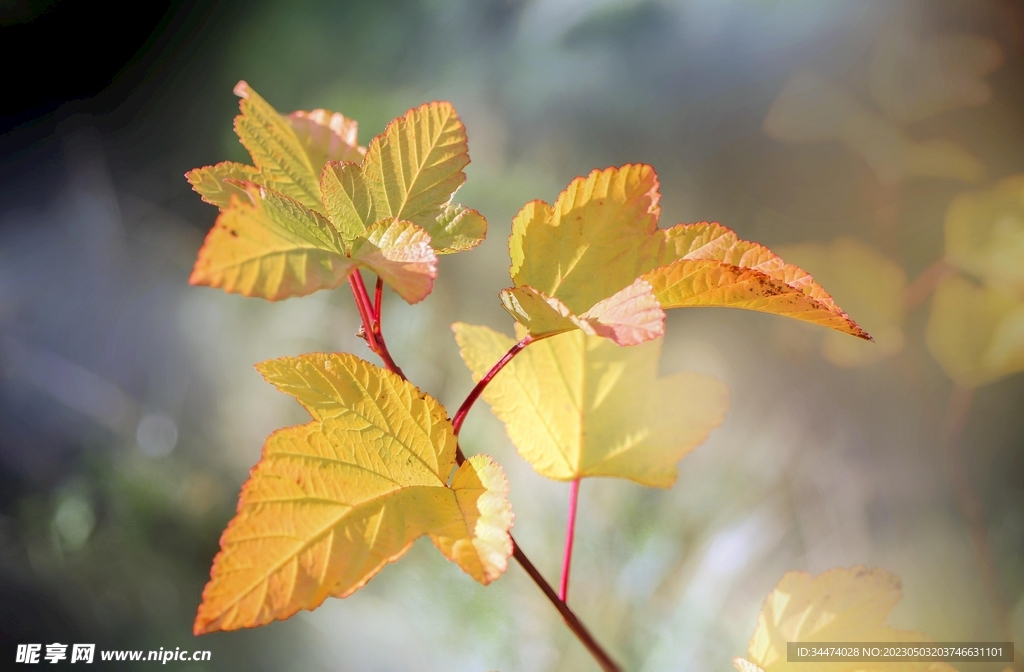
[373,277,384,325]
[560,478,581,602]
[452,336,533,436]
[348,272,406,379]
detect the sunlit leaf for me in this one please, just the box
[764,69,984,185]
[232,81,323,212]
[350,218,438,304]
[867,29,1002,123]
[944,175,1024,293]
[504,164,867,344]
[733,566,958,672]
[195,353,513,634]
[454,323,728,486]
[773,238,906,367]
[362,101,469,228]
[287,108,365,171]
[926,275,1024,387]
[186,161,260,210]
[320,160,375,245]
[425,203,487,253]
[189,183,351,300]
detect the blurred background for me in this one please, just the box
[1,0,1023,669]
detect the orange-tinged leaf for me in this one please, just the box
[320,160,375,245]
[233,81,323,212]
[362,101,469,228]
[504,165,868,343]
[735,567,958,672]
[189,184,351,300]
[186,161,260,210]
[195,354,513,634]
[926,274,1024,387]
[944,174,1024,293]
[350,218,438,304]
[287,108,365,172]
[454,323,728,485]
[425,203,487,254]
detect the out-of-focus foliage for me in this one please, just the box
[944,176,1024,294]
[926,276,1024,388]
[775,238,905,367]
[733,567,957,672]
[195,353,512,634]
[454,325,728,486]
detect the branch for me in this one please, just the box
[512,537,621,672]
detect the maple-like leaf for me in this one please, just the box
[733,567,958,672]
[194,353,513,634]
[503,164,867,346]
[189,183,352,300]
[188,84,484,304]
[454,323,729,486]
[774,238,906,367]
[944,175,1024,294]
[926,275,1024,388]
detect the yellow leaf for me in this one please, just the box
[773,238,906,367]
[504,165,867,344]
[286,108,365,172]
[320,160,375,245]
[453,323,728,486]
[350,218,438,304]
[362,101,469,228]
[189,184,351,300]
[926,275,1024,387]
[186,161,260,210]
[944,175,1024,294]
[232,81,324,212]
[195,354,513,634]
[736,567,958,672]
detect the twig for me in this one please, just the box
[903,259,955,311]
[512,538,622,672]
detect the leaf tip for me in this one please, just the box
[233,80,251,99]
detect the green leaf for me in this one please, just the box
[454,323,728,486]
[320,160,375,246]
[189,183,350,300]
[232,81,323,212]
[195,354,513,634]
[186,161,261,210]
[424,203,487,254]
[362,101,469,228]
